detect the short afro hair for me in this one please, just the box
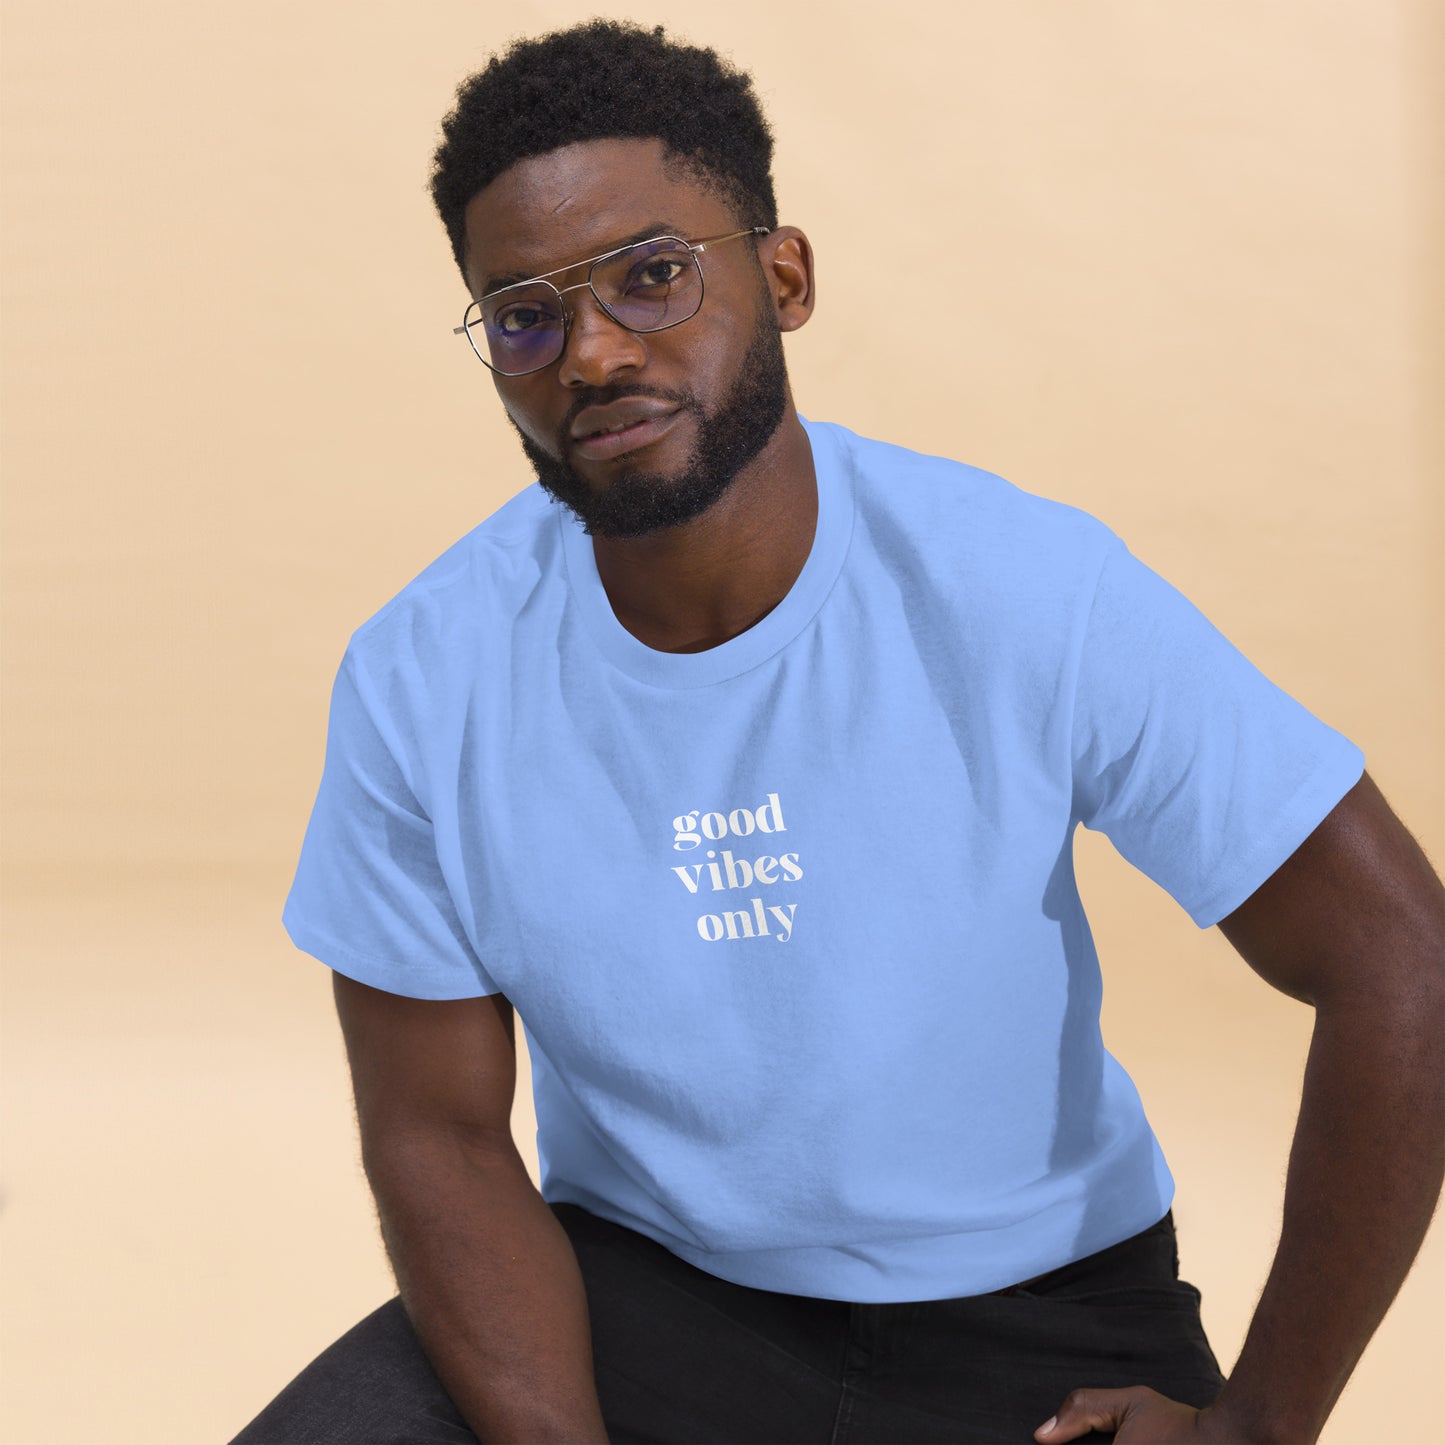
[429,19,779,287]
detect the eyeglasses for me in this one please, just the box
[453,226,770,377]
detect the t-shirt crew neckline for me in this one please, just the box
[557,416,855,689]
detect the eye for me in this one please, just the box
[625,256,689,292]
[495,303,554,335]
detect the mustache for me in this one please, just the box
[560,387,692,443]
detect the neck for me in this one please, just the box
[590,402,817,654]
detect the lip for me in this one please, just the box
[571,397,680,440]
[570,408,683,462]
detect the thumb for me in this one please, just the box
[1035,1387,1138,1441]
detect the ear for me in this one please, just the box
[761,226,815,332]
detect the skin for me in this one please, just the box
[461,137,817,654]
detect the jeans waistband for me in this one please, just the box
[985,1208,1176,1297]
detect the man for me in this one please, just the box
[233,19,1445,1445]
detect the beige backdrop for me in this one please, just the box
[2,2,1441,1443]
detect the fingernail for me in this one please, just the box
[1038,1418,1057,1436]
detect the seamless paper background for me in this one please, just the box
[2,2,1441,1442]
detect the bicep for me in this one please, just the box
[1216,769,1445,1009]
[331,969,519,1163]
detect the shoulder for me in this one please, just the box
[804,416,1117,611]
[342,482,560,700]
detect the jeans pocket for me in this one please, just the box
[1015,1278,1204,1310]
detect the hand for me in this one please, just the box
[1035,1387,1254,1443]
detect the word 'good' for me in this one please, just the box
[673,793,786,851]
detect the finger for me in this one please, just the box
[1036,1386,1143,1441]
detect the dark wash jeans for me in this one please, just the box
[230,1201,1226,1445]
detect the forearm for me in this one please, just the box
[368,1132,611,1445]
[1209,992,1445,1444]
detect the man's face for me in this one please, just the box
[461,138,790,539]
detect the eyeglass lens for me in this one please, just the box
[463,238,703,374]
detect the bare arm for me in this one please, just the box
[333,972,611,1445]
[1203,771,1445,1443]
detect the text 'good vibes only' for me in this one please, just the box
[668,793,802,944]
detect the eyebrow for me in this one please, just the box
[480,221,686,297]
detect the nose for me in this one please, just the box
[555,286,648,389]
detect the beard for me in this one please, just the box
[505,306,790,540]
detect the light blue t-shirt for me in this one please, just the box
[283,415,1365,1302]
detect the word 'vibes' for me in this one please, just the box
[669,793,802,944]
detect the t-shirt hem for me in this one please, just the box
[649,1191,1176,1303]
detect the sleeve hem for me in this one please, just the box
[282,909,501,1001]
[1184,743,1366,930]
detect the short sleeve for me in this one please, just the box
[282,645,501,999]
[1071,534,1366,929]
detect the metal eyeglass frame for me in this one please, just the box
[452,226,771,377]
